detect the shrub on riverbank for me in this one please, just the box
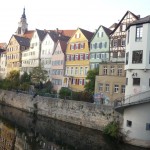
[103,121,120,138]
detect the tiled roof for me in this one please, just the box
[59,40,67,53]
[55,29,76,37]
[0,43,7,49]
[48,31,70,42]
[14,35,30,47]
[110,11,139,34]
[79,28,94,41]
[36,29,47,41]
[109,23,118,30]
[53,40,67,55]
[23,30,34,39]
[127,15,150,30]
[102,26,112,36]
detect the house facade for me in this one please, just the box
[51,40,67,92]
[0,50,7,79]
[90,25,111,69]
[115,16,150,148]
[6,35,30,73]
[64,28,93,92]
[110,11,139,63]
[21,29,46,74]
[95,62,126,104]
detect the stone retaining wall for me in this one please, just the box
[0,90,122,130]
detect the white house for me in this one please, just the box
[0,50,7,79]
[118,15,150,148]
[21,29,46,74]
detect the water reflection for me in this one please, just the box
[0,105,149,150]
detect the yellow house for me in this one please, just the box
[64,28,94,91]
[6,35,30,73]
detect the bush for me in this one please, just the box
[59,87,71,99]
[103,121,120,138]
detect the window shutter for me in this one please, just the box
[69,55,71,61]
[82,79,84,85]
[83,43,85,48]
[78,43,80,49]
[77,79,79,85]
[83,54,85,60]
[74,44,76,50]
[78,54,80,60]
[118,39,121,46]
[76,79,77,85]
[70,45,71,50]
[72,78,73,84]
[88,54,90,60]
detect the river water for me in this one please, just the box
[0,105,149,150]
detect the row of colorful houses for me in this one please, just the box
[0,8,139,97]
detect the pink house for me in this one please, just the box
[51,40,67,92]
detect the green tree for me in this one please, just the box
[30,66,48,84]
[59,87,71,99]
[84,68,99,93]
[20,72,31,83]
[6,70,20,89]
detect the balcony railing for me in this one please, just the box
[114,90,150,108]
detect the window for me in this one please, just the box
[132,50,143,64]
[71,55,74,61]
[80,67,83,75]
[126,78,128,85]
[146,123,150,130]
[122,24,126,31]
[79,79,82,85]
[96,53,100,59]
[113,39,118,47]
[113,52,118,58]
[105,84,109,92]
[126,52,129,65]
[99,83,103,91]
[75,43,79,50]
[101,32,103,37]
[99,42,102,49]
[118,66,122,76]
[71,44,74,50]
[66,55,70,61]
[110,66,115,75]
[121,85,125,93]
[133,78,140,86]
[104,42,107,48]
[114,85,119,93]
[85,67,88,75]
[103,66,107,75]
[90,53,95,59]
[75,67,78,75]
[127,29,130,43]
[75,33,80,38]
[80,54,83,60]
[136,25,143,41]
[85,54,89,60]
[71,67,74,75]
[127,120,132,127]
[121,38,126,46]
[94,43,97,49]
[75,54,78,60]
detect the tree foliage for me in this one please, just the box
[30,66,48,84]
[84,68,99,93]
[20,72,31,83]
[6,70,20,89]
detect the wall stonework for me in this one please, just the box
[0,90,122,131]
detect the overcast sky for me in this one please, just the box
[0,0,150,43]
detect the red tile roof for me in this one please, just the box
[23,30,34,39]
[55,29,76,37]
[0,43,7,49]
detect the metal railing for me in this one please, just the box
[114,90,150,108]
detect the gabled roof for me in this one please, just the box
[53,40,67,55]
[110,11,139,35]
[91,25,112,42]
[0,49,6,53]
[23,30,34,39]
[127,15,150,30]
[14,35,30,47]
[109,23,118,29]
[59,40,67,53]
[79,28,94,41]
[36,29,47,41]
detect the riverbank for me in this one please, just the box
[0,89,122,131]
